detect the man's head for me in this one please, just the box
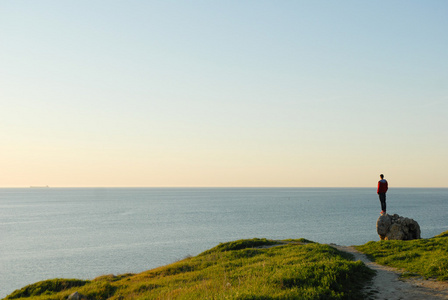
[380,174,384,179]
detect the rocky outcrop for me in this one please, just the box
[376,213,421,240]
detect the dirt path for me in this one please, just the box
[332,245,448,299]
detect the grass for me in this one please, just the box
[4,238,374,300]
[355,230,448,280]
[4,279,89,299]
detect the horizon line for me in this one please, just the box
[1,186,447,189]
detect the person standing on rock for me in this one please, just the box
[377,174,388,214]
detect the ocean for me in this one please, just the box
[1,187,447,298]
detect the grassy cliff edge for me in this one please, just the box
[4,238,373,300]
[5,231,448,300]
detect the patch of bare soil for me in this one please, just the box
[332,245,448,300]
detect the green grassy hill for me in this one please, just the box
[4,238,373,300]
[6,231,448,300]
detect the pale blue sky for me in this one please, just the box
[1,1,447,187]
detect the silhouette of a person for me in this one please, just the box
[377,174,388,214]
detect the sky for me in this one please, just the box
[1,1,447,187]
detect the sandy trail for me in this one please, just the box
[332,245,448,300]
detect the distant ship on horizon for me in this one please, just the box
[30,185,50,188]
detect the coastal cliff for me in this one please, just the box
[5,231,448,300]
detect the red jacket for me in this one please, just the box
[377,179,388,194]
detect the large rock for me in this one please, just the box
[376,213,421,240]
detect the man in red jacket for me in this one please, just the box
[377,174,388,214]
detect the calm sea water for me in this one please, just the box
[1,187,447,298]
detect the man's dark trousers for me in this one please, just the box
[379,193,386,211]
